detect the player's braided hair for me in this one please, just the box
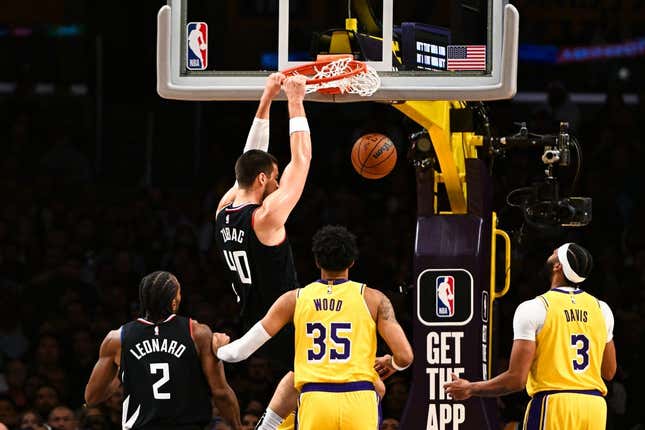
[139,271,180,322]
[235,150,278,188]
[312,225,359,272]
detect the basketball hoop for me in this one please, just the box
[281,55,380,96]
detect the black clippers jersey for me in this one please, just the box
[120,315,211,430]
[215,202,298,324]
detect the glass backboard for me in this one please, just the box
[157,0,518,102]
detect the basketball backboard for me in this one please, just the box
[157,0,518,102]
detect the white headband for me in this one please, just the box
[557,243,586,284]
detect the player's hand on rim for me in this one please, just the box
[283,75,307,102]
[443,373,473,401]
[263,72,285,100]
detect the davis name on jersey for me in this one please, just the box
[128,338,188,360]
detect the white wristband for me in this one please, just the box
[289,117,310,135]
[391,356,410,371]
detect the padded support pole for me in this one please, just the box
[394,101,468,214]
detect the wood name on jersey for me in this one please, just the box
[220,227,245,244]
[313,297,344,312]
[129,338,188,360]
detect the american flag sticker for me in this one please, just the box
[447,45,486,71]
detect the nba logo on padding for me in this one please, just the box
[187,22,208,70]
[436,276,455,317]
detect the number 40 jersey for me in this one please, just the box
[215,203,298,326]
[119,315,212,429]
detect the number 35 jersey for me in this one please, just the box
[215,203,298,324]
[294,280,379,390]
[119,315,211,429]
[526,289,609,396]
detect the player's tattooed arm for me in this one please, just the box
[372,290,413,372]
[377,294,397,322]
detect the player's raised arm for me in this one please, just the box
[253,75,312,232]
[367,289,414,379]
[216,290,297,363]
[85,329,120,406]
[192,321,241,430]
[217,73,285,213]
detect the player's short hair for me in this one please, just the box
[235,150,278,188]
[563,243,593,281]
[139,271,179,322]
[312,225,359,272]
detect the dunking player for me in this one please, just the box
[85,271,241,430]
[217,226,414,430]
[445,243,617,430]
[214,73,310,429]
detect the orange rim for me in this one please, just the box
[281,59,367,86]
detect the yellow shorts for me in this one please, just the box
[523,390,606,430]
[296,382,380,430]
[277,412,295,430]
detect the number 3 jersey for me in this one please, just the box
[523,289,610,396]
[293,280,379,390]
[215,203,298,325]
[119,315,211,429]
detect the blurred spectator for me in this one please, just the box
[2,360,29,408]
[0,396,20,429]
[33,386,59,419]
[241,412,259,430]
[380,417,399,430]
[18,409,49,430]
[102,386,122,429]
[0,294,29,359]
[242,400,264,418]
[382,377,409,420]
[47,406,77,430]
[77,406,109,430]
[232,356,274,406]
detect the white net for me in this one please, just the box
[301,58,381,96]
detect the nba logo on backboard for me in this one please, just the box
[187,22,208,70]
[436,276,455,317]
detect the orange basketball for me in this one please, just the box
[351,133,397,179]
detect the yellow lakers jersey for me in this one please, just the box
[293,280,379,390]
[526,289,608,396]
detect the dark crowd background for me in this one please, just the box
[1,1,644,429]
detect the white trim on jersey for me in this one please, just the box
[137,314,177,326]
[512,292,614,343]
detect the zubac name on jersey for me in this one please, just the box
[219,226,245,244]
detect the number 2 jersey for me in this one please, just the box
[215,202,298,325]
[293,280,379,390]
[514,288,613,397]
[119,315,211,429]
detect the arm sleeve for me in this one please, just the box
[599,300,614,343]
[243,118,270,153]
[216,322,272,363]
[513,299,547,341]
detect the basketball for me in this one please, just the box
[351,133,397,179]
